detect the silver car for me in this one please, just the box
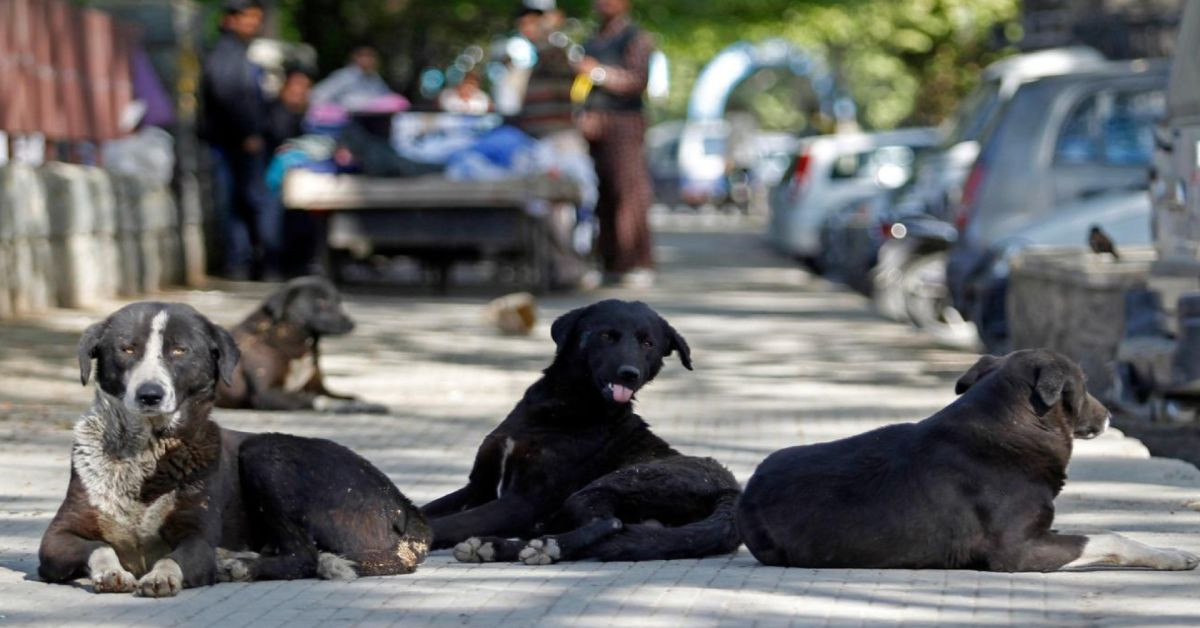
[766,127,939,265]
[947,59,1168,351]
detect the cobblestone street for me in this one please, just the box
[1,215,1198,626]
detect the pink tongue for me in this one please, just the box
[611,384,634,403]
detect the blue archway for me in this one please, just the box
[686,39,843,123]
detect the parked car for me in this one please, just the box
[866,48,1108,346]
[946,60,1168,351]
[766,127,940,267]
[902,47,1108,224]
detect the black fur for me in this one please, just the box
[423,300,740,564]
[39,302,428,596]
[737,349,1112,572]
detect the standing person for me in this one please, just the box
[514,1,576,138]
[309,46,392,111]
[264,67,318,277]
[201,0,275,280]
[265,66,313,153]
[577,0,656,287]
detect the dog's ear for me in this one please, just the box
[660,318,693,371]
[209,322,241,386]
[263,285,292,322]
[77,321,107,386]
[1033,361,1084,414]
[1033,364,1064,408]
[550,305,590,353]
[955,354,1000,395]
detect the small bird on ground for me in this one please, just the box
[1089,225,1120,259]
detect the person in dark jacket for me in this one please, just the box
[201,0,278,279]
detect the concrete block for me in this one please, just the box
[0,164,54,318]
[43,163,105,308]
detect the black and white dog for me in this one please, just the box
[216,276,387,413]
[423,300,742,565]
[737,350,1200,572]
[38,302,429,597]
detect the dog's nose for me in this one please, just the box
[136,383,165,407]
[617,365,641,384]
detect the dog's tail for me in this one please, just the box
[587,492,741,561]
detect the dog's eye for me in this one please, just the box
[170,347,188,357]
[600,331,617,343]
[120,345,135,355]
[640,338,654,349]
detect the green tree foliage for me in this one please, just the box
[198,0,1019,129]
[640,0,1020,129]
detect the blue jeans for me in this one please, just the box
[210,146,279,278]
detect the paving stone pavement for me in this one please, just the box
[1,214,1198,626]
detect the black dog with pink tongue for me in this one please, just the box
[423,299,742,565]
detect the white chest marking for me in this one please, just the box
[284,353,316,392]
[497,437,516,499]
[72,401,179,574]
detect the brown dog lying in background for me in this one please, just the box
[216,277,388,414]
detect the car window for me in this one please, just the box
[945,79,1002,145]
[1054,86,1165,167]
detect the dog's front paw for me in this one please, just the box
[454,537,496,563]
[1159,548,1200,570]
[316,552,358,581]
[518,538,561,566]
[135,559,183,598]
[215,550,259,582]
[92,567,137,593]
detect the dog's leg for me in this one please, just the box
[1009,531,1200,572]
[1059,531,1200,571]
[429,495,539,549]
[518,518,623,566]
[249,388,321,411]
[422,486,475,518]
[86,546,138,593]
[136,536,216,597]
[39,482,138,592]
[39,531,127,591]
[312,395,390,414]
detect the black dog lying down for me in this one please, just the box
[423,300,741,564]
[216,276,387,414]
[738,350,1200,572]
[38,303,428,597]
